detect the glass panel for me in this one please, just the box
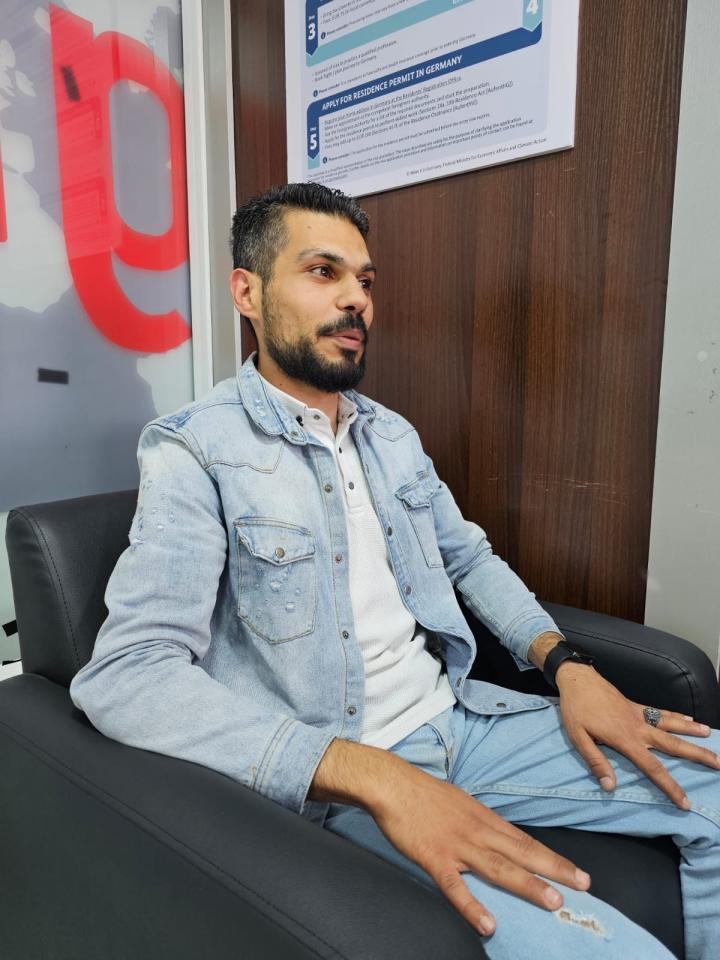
[0,1,193,664]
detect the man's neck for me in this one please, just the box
[256,354,340,432]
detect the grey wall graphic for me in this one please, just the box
[0,0,193,512]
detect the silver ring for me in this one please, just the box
[643,706,662,727]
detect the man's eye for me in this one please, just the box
[360,278,373,291]
[311,265,333,278]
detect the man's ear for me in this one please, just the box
[230,267,262,321]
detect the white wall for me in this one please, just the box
[645,0,720,670]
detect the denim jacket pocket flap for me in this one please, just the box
[395,472,439,509]
[234,519,315,564]
[234,518,317,643]
[394,474,443,568]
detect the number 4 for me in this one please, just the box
[526,0,539,14]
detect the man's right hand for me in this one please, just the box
[309,739,591,937]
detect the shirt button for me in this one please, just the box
[342,630,349,639]
[324,483,333,493]
[347,706,357,716]
[387,526,393,536]
[274,547,285,559]
[496,702,507,708]
[335,554,343,563]
[348,481,355,490]
[404,584,412,595]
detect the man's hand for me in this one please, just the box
[554,662,720,808]
[369,760,591,936]
[310,739,590,937]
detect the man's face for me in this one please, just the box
[257,209,375,392]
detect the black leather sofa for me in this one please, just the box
[2,489,718,959]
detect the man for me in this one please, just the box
[70,183,719,959]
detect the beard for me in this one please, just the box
[261,292,368,392]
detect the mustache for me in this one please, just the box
[317,313,368,340]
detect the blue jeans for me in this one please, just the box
[324,701,720,959]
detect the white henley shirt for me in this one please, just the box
[261,375,456,749]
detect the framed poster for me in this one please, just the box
[285,0,580,196]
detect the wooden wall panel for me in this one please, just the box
[464,3,686,620]
[232,1,287,198]
[230,0,686,622]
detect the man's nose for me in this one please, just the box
[336,278,370,315]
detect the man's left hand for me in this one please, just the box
[555,663,720,809]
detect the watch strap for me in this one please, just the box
[542,640,596,690]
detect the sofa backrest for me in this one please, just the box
[5,490,138,687]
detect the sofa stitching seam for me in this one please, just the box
[10,511,81,669]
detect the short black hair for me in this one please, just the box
[230,182,370,285]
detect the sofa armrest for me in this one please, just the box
[0,674,484,960]
[465,600,720,727]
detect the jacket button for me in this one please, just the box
[342,630,349,639]
[274,547,285,558]
[335,554,343,563]
[404,584,412,595]
[347,706,357,716]
[496,702,507,708]
[324,483,333,493]
[387,526,393,536]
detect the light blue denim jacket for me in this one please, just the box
[70,354,560,826]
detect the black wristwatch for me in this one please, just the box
[542,640,597,690]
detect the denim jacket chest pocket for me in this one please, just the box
[395,472,444,568]
[234,518,317,643]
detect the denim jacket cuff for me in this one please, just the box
[502,614,565,672]
[254,718,337,816]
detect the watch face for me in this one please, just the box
[565,642,593,660]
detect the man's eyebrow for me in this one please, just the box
[296,248,377,273]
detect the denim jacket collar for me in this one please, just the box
[236,352,376,443]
